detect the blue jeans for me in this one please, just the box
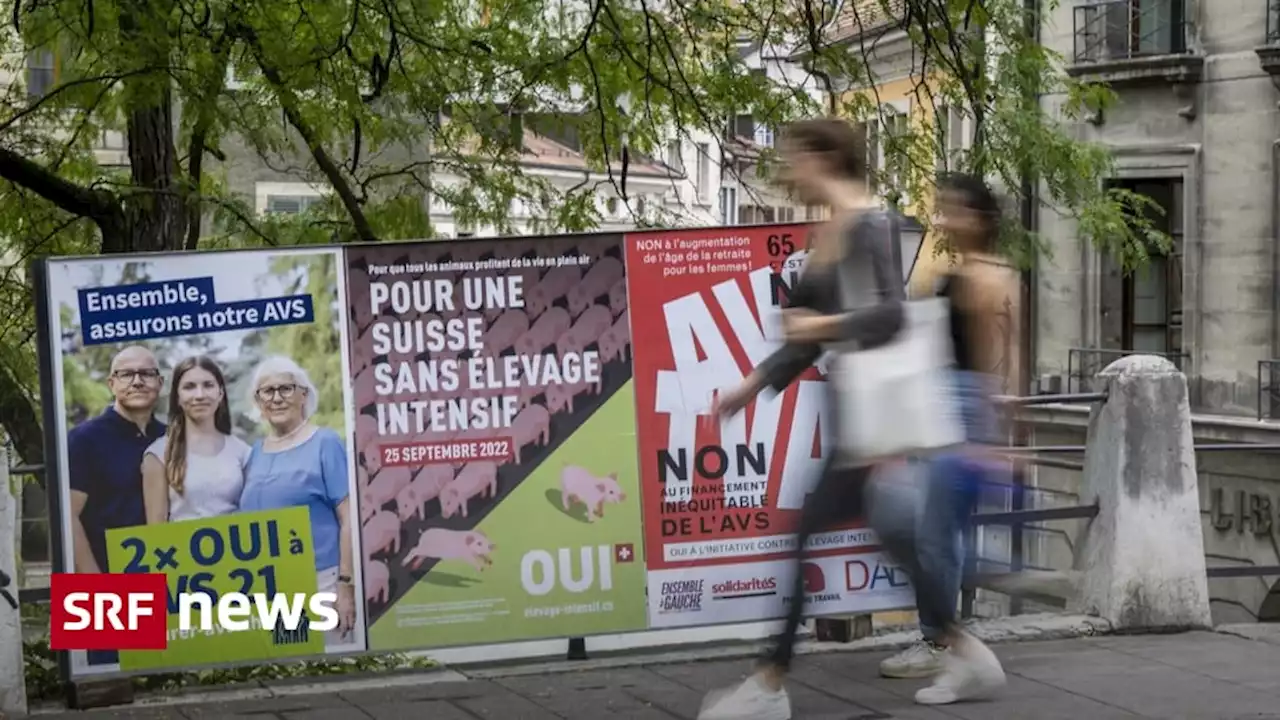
[916,452,983,642]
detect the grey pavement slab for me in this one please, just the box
[26,630,1280,719]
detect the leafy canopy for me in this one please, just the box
[0,0,1154,463]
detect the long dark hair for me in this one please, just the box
[938,172,1001,252]
[164,355,232,495]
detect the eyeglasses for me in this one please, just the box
[111,369,161,384]
[255,384,301,401]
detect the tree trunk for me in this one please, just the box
[122,83,185,253]
[118,0,185,252]
[0,363,43,468]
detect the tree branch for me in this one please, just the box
[185,37,233,251]
[234,23,379,242]
[0,147,125,247]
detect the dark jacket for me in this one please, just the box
[756,210,906,394]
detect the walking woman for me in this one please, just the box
[699,117,906,720]
[904,172,1019,703]
[698,123,1003,720]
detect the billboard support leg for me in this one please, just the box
[0,451,28,717]
[567,637,588,661]
[813,614,873,644]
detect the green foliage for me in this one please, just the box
[815,0,1168,271]
[0,0,829,464]
[0,0,1162,458]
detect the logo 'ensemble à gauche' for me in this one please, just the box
[50,574,339,651]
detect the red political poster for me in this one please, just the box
[626,223,913,629]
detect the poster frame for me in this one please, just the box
[30,222,917,682]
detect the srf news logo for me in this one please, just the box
[50,573,341,651]
[50,573,168,650]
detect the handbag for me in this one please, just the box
[825,217,965,460]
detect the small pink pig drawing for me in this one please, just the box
[362,466,413,515]
[363,510,402,558]
[527,266,582,317]
[402,528,496,572]
[608,278,628,317]
[509,403,551,463]
[394,464,455,522]
[567,256,624,318]
[514,306,571,357]
[556,304,612,358]
[364,559,390,605]
[440,460,499,518]
[482,308,530,357]
[560,466,627,522]
[598,327,626,365]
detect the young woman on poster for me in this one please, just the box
[142,355,250,523]
[239,355,358,647]
[696,120,1005,720]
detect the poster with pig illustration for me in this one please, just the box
[624,224,915,629]
[345,234,647,650]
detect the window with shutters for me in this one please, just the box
[935,105,970,173]
[696,143,711,203]
[26,49,57,99]
[1100,178,1183,356]
[265,195,321,215]
[868,101,911,207]
[719,186,737,225]
[667,140,684,174]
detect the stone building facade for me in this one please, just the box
[1036,0,1280,419]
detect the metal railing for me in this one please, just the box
[961,434,1280,619]
[1067,347,1188,394]
[1268,0,1280,44]
[1072,0,1191,64]
[1257,359,1280,420]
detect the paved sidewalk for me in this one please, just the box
[33,626,1280,719]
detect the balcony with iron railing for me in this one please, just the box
[1067,0,1203,117]
[1256,0,1280,76]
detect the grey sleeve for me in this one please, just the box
[756,342,823,394]
[835,213,905,348]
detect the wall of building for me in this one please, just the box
[1035,0,1279,415]
[1017,405,1280,625]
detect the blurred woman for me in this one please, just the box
[142,356,248,523]
[698,118,907,720]
[240,355,357,647]
[905,172,1018,704]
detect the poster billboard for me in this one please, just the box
[33,222,917,679]
[344,235,647,650]
[39,248,366,675]
[624,225,915,628]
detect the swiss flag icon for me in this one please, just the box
[614,543,636,563]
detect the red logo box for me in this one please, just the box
[50,573,168,651]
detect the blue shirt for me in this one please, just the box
[239,428,349,573]
[67,407,166,572]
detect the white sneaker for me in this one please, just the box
[914,635,1006,705]
[697,673,792,720]
[879,642,946,679]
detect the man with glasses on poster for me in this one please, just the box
[66,344,167,666]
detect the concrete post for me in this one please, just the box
[0,447,28,716]
[1074,355,1213,631]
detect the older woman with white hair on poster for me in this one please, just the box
[240,355,357,648]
